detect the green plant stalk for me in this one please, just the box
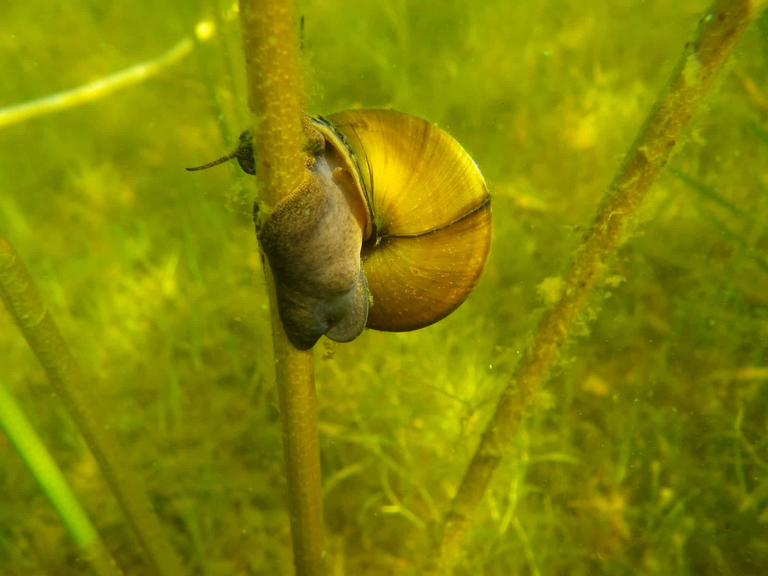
[0,377,121,576]
[239,0,305,208]
[427,0,767,572]
[0,237,184,576]
[0,38,192,129]
[238,1,325,575]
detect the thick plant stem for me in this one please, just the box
[267,271,323,575]
[239,0,305,208]
[238,1,325,575]
[427,0,767,572]
[0,237,184,576]
[0,377,121,576]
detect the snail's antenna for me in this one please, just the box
[300,16,305,52]
[186,151,238,171]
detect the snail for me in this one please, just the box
[188,109,492,350]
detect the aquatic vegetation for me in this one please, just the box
[0,376,119,576]
[1,0,767,575]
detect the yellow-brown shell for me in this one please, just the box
[313,109,492,332]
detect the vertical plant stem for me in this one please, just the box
[428,0,767,572]
[0,237,184,576]
[267,276,323,576]
[0,377,121,576]
[239,0,305,207]
[238,1,325,575]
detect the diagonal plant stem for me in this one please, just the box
[238,1,324,575]
[0,237,184,576]
[427,0,768,572]
[0,38,193,129]
[0,377,121,576]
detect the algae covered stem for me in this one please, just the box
[427,0,768,572]
[0,236,185,576]
[237,0,326,574]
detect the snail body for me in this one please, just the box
[188,109,492,350]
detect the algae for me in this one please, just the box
[1,0,767,575]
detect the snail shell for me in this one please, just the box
[188,109,492,350]
[313,110,492,333]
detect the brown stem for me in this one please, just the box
[239,0,305,208]
[238,1,325,575]
[0,237,184,576]
[427,0,767,572]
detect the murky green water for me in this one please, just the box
[2,1,768,574]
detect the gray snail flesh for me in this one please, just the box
[256,132,371,350]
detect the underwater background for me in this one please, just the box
[2,0,768,574]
